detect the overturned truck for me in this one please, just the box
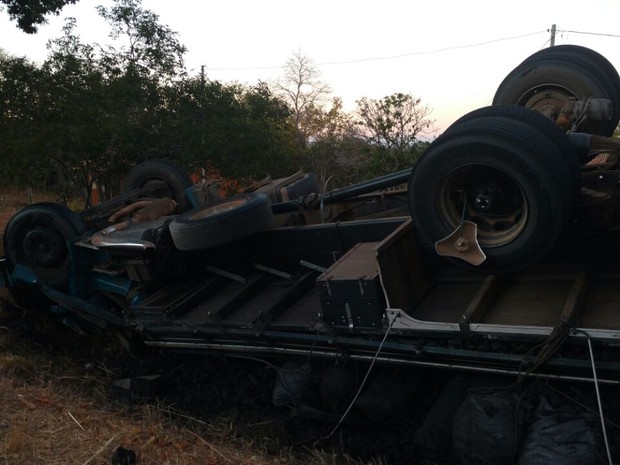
[2,45,620,459]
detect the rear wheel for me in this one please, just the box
[446,105,581,194]
[123,159,193,212]
[494,46,620,136]
[522,45,620,106]
[409,117,571,273]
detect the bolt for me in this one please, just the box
[455,237,469,252]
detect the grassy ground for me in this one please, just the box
[0,300,379,465]
[0,188,379,465]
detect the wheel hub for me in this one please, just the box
[22,228,66,268]
[518,86,575,121]
[439,165,528,248]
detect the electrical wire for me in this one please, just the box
[320,315,397,441]
[207,30,547,71]
[559,29,620,39]
[206,26,620,74]
[316,31,547,66]
[573,329,613,465]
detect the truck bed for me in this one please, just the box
[129,217,620,384]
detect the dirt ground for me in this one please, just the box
[0,300,383,465]
[0,186,403,465]
[0,186,57,213]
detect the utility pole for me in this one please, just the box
[549,24,556,47]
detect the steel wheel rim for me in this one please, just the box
[516,84,576,120]
[437,164,529,248]
[22,226,67,268]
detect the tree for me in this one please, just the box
[161,77,297,182]
[356,93,434,151]
[0,0,191,202]
[355,92,434,174]
[0,53,50,186]
[41,18,119,201]
[96,0,186,80]
[0,1,301,201]
[300,98,366,187]
[1,0,77,33]
[273,51,330,155]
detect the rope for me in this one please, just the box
[512,324,570,383]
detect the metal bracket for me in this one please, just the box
[435,220,486,266]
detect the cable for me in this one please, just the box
[573,329,613,465]
[207,30,547,71]
[559,29,620,39]
[317,31,547,67]
[320,315,397,441]
[544,382,620,431]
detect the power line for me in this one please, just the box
[206,28,620,73]
[316,30,547,66]
[559,29,620,39]
[547,25,620,50]
[207,30,547,72]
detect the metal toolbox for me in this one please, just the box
[317,242,385,330]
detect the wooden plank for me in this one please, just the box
[481,280,568,327]
[254,271,317,325]
[130,276,225,319]
[210,273,271,321]
[410,281,481,323]
[459,275,502,330]
[375,219,433,311]
[580,280,620,329]
[559,267,592,327]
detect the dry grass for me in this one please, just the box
[0,189,383,465]
[0,300,378,465]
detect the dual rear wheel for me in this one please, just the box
[411,45,620,273]
[409,106,580,274]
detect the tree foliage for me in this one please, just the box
[355,93,434,175]
[0,2,437,201]
[300,98,366,187]
[96,0,186,80]
[0,0,77,33]
[0,54,50,185]
[0,0,299,203]
[356,93,434,150]
[161,77,297,180]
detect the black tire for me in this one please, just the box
[444,115,575,226]
[123,159,193,212]
[409,119,568,274]
[522,45,620,105]
[3,203,87,288]
[169,194,273,251]
[522,46,620,135]
[493,49,619,136]
[446,105,581,195]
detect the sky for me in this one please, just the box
[1,0,620,134]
